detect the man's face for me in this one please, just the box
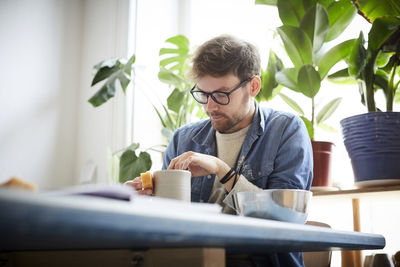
[195,74,256,134]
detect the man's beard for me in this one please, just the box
[208,112,242,133]
[208,92,252,133]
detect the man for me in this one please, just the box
[127,35,313,266]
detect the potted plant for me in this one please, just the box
[156,35,206,143]
[89,54,152,183]
[89,35,204,183]
[256,0,357,187]
[330,0,400,185]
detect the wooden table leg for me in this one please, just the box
[341,198,362,267]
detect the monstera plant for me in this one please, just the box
[156,35,206,143]
[89,35,204,183]
[89,54,152,183]
[256,0,357,187]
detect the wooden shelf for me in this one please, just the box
[312,185,400,199]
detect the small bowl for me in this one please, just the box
[234,189,312,224]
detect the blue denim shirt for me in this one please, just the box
[163,101,313,200]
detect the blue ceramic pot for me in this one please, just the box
[340,112,400,182]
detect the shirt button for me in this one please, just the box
[207,175,212,179]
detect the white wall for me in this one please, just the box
[132,0,180,171]
[0,0,131,190]
[75,0,131,185]
[0,0,82,190]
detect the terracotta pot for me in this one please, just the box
[311,141,334,187]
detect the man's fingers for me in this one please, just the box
[169,152,196,170]
[183,157,193,170]
[124,178,153,196]
[124,177,143,191]
[138,189,153,196]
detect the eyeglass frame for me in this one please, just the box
[190,76,253,105]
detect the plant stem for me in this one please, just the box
[387,64,398,111]
[364,51,379,112]
[311,96,315,132]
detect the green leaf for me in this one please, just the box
[374,72,389,92]
[88,79,118,107]
[381,28,400,53]
[325,0,356,41]
[118,71,131,93]
[126,142,140,151]
[299,4,329,53]
[167,88,186,113]
[351,0,400,23]
[277,26,313,68]
[257,50,283,101]
[158,67,187,89]
[153,105,167,128]
[378,52,394,70]
[327,68,357,84]
[317,122,337,133]
[395,87,400,103]
[119,148,152,183]
[89,55,135,107]
[93,58,118,70]
[316,97,342,124]
[277,0,306,27]
[124,54,136,75]
[327,68,349,79]
[317,0,335,9]
[278,92,304,115]
[255,0,277,5]
[276,68,299,91]
[303,0,317,10]
[277,25,312,68]
[297,64,321,98]
[162,104,176,130]
[368,16,400,52]
[346,32,366,78]
[317,39,357,79]
[91,63,120,86]
[163,35,189,50]
[257,69,275,102]
[159,35,190,76]
[300,116,314,139]
[196,106,207,119]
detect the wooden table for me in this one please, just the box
[0,188,386,266]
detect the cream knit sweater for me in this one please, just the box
[208,125,262,214]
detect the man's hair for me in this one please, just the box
[190,35,261,81]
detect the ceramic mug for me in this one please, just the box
[153,170,191,202]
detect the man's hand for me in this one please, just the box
[124,177,153,196]
[168,151,230,179]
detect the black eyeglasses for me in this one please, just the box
[190,77,253,105]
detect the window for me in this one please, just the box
[131,0,374,185]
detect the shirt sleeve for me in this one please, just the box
[222,174,263,210]
[268,116,313,190]
[162,129,180,169]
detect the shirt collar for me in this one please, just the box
[192,100,265,147]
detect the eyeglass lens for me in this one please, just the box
[191,91,230,105]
